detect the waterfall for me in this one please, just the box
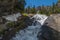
[10,14,48,40]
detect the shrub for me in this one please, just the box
[6,22,15,28]
[22,13,28,16]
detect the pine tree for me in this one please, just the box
[31,5,36,14]
[58,0,60,3]
[26,6,31,14]
[52,2,56,13]
[15,0,26,13]
[0,0,18,15]
[0,0,26,16]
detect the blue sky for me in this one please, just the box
[25,0,58,7]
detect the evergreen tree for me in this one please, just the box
[15,0,26,13]
[52,2,56,13]
[0,0,15,16]
[26,6,31,14]
[31,5,36,14]
[58,0,60,3]
[0,0,26,16]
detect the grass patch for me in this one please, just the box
[22,13,28,16]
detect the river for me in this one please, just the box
[10,14,48,40]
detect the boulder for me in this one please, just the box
[38,14,60,40]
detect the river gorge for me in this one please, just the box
[0,13,60,40]
[10,14,48,40]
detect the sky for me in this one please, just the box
[25,0,58,7]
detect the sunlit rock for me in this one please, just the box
[2,13,21,21]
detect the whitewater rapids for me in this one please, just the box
[11,14,48,40]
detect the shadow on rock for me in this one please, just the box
[37,24,60,40]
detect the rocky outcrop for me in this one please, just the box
[1,16,33,40]
[38,14,60,40]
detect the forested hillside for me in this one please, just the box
[0,0,26,16]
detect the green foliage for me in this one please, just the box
[6,16,28,29]
[26,6,31,14]
[38,1,60,16]
[58,0,60,3]
[6,22,15,28]
[15,0,26,13]
[25,0,60,15]
[0,29,5,35]
[22,13,28,16]
[25,6,36,14]
[56,8,60,13]
[31,6,36,14]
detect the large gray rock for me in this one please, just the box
[45,14,60,32]
[38,14,60,40]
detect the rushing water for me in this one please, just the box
[11,14,48,40]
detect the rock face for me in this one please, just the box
[45,14,60,32]
[39,14,60,40]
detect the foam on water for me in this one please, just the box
[32,14,48,25]
[11,14,48,40]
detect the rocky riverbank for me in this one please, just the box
[38,14,60,40]
[1,13,60,40]
[1,15,33,40]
